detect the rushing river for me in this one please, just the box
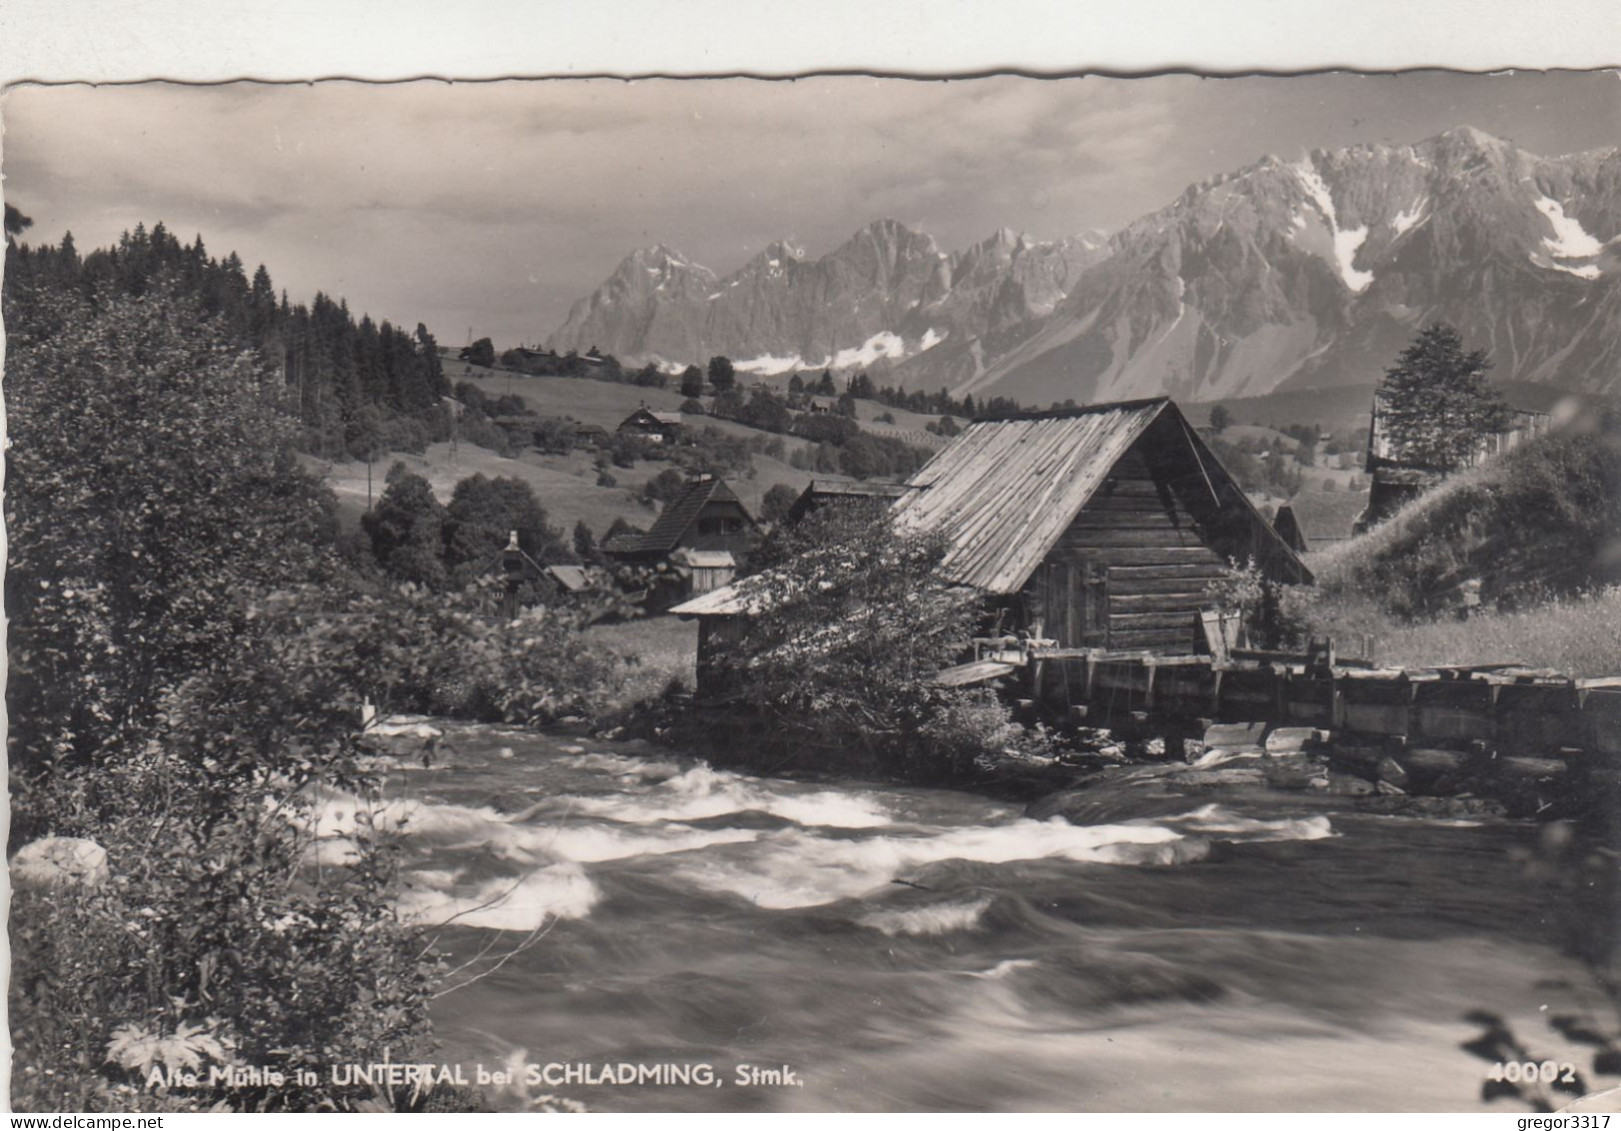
[318,721,1615,1112]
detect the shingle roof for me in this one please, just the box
[604,478,748,556]
[889,399,1169,594]
[1283,489,1371,545]
[619,408,683,430]
[675,397,1311,615]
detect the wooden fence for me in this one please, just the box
[1027,651,1621,762]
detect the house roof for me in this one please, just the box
[1283,490,1370,546]
[619,408,683,429]
[546,564,594,591]
[889,399,1170,594]
[675,397,1311,615]
[604,477,751,556]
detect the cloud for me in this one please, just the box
[4,73,1617,345]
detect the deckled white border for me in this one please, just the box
[0,0,1618,85]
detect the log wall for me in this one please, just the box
[1025,448,1229,655]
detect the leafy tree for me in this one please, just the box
[707,355,736,394]
[602,516,644,546]
[760,483,801,526]
[5,283,338,772]
[443,473,566,581]
[459,336,496,369]
[532,416,577,454]
[711,388,746,420]
[718,503,1034,777]
[679,365,705,399]
[2,280,481,1113]
[1379,323,1512,471]
[680,397,706,415]
[794,412,860,446]
[1209,404,1232,432]
[641,467,691,507]
[739,387,793,433]
[362,472,449,589]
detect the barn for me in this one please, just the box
[887,398,1311,653]
[675,398,1310,667]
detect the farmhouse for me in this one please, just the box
[617,407,684,445]
[603,476,757,564]
[675,398,1311,673]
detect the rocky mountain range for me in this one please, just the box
[547,127,1621,404]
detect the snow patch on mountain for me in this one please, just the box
[1532,195,1606,258]
[919,327,947,351]
[1334,227,1375,292]
[1294,160,1374,292]
[734,353,809,376]
[1391,199,1428,236]
[832,332,907,369]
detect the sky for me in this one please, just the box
[3,72,1618,348]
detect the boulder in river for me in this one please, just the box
[12,836,109,888]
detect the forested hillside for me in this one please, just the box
[5,219,449,459]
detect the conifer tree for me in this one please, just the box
[1379,323,1511,471]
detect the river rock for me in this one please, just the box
[12,836,109,887]
[1261,760,1332,791]
[1265,727,1327,754]
[1204,722,1268,750]
[1324,772,1376,796]
[1376,756,1410,788]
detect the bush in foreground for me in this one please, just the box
[710,503,1055,778]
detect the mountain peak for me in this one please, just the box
[1437,125,1508,148]
[626,243,699,270]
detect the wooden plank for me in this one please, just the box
[1110,610,1200,629]
[1111,592,1210,612]
[1089,546,1227,566]
[1095,480,1163,497]
[1110,577,1220,596]
[1108,628,1197,650]
[1084,495,1172,513]
[1108,563,1231,581]
[1061,528,1208,550]
[931,659,1019,688]
[1068,512,1183,530]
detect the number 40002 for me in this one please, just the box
[1488,1061,1578,1084]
